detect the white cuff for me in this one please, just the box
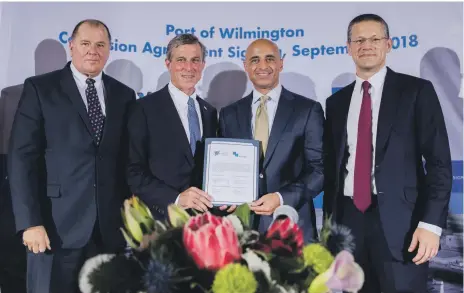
[276,192,283,206]
[175,194,180,205]
[418,221,442,237]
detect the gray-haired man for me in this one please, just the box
[127,33,221,218]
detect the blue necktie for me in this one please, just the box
[187,97,201,155]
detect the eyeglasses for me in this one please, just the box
[350,36,388,46]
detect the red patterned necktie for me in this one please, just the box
[353,81,372,212]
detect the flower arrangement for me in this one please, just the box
[79,196,364,293]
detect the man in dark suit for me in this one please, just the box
[219,39,324,242]
[127,34,220,219]
[0,39,67,293]
[8,19,136,293]
[323,14,452,292]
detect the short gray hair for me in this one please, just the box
[166,34,207,62]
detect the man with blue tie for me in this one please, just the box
[127,34,221,218]
[323,14,452,292]
[219,39,325,242]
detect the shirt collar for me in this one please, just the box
[354,66,387,95]
[70,61,102,85]
[252,83,282,104]
[168,82,198,105]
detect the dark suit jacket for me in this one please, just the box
[323,67,452,260]
[127,85,218,219]
[219,87,324,242]
[8,62,135,251]
[1,84,23,154]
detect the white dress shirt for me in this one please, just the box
[168,82,203,141]
[251,84,282,136]
[251,84,283,207]
[344,66,441,236]
[170,82,203,205]
[70,62,106,116]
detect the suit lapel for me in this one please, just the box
[98,73,116,148]
[375,68,402,165]
[59,64,94,140]
[264,88,295,168]
[161,86,194,166]
[237,94,253,139]
[335,83,355,165]
[197,98,212,137]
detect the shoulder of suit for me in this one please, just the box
[221,93,252,113]
[136,85,169,107]
[197,97,216,112]
[283,88,321,109]
[24,68,63,86]
[326,81,355,106]
[103,73,135,93]
[393,70,431,88]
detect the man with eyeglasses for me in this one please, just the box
[323,13,451,292]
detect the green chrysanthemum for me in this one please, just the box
[303,243,334,274]
[212,263,257,293]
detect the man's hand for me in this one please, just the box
[23,225,51,254]
[249,193,281,215]
[408,227,440,265]
[219,205,237,213]
[178,187,213,212]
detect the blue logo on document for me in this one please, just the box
[233,151,246,158]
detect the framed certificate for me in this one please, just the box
[203,138,260,206]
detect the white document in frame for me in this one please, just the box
[204,140,258,205]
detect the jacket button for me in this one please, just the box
[259,173,264,179]
[93,184,96,188]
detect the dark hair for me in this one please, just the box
[71,19,112,42]
[347,14,389,42]
[166,33,206,62]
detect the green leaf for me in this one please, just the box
[120,228,139,249]
[167,204,191,227]
[253,249,273,262]
[154,220,167,233]
[233,203,251,228]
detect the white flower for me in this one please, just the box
[78,254,115,293]
[226,214,244,235]
[273,284,301,293]
[241,250,271,281]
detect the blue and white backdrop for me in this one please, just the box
[0,2,462,292]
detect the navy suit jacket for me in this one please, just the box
[127,85,218,219]
[8,62,135,251]
[219,87,324,243]
[323,67,452,260]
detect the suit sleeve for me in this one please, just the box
[117,90,137,201]
[322,101,336,219]
[0,89,6,154]
[278,102,325,209]
[416,80,452,228]
[8,78,45,232]
[126,102,179,216]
